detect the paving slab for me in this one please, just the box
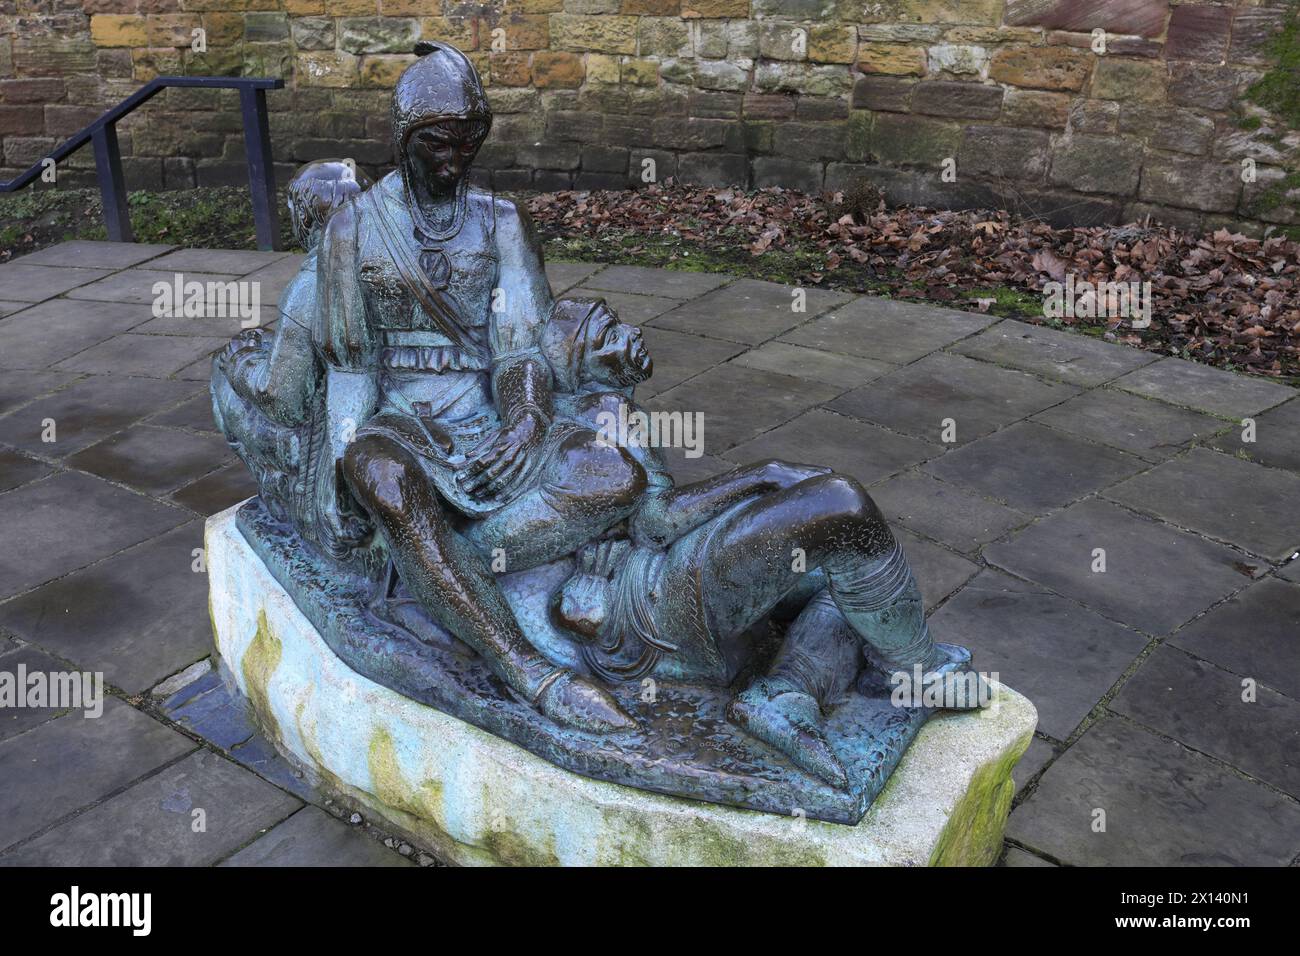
[171,462,258,516]
[780,296,995,364]
[1112,356,1296,419]
[146,392,221,432]
[929,570,1148,740]
[635,327,745,399]
[729,341,896,389]
[0,698,196,853]
[829,352,1079,446]
[0,369,79,417]
[1210,396,1300,473]
[64,268,242,305]
[985,497,1250,635]
[55,332,229,378]
[0,645,79,743]
[66,423,233,496]
[1171,576,1300,700]
[646,363,840,453]
[130,313,260,337]
[725,408,940,486]
[0,448,52,493]
[224,731,322,804]
[952,319,1157,386]
[15,239,175,270]
[923,421,1146,515]
[146,248,293,275]
[579,264,730,299]
[0,263,113,302]
[569,287,682,325]
[162,670,259,749]
[896,527,980,611]
[649,278,853,344]
[867,471,1030,555]
[0,301,30,317]
[1008,716,1300,865]
[545,261,602,294]
[0,376,201,457]
[0,748,301,866]
[0,298,154,370]
[1032,387,1227,462]
[0,471,191,600]
[1104,446,1300,562]
[0,521,212,695]
[1012,736,1058,794]
[1002,846,1056,866]
[658,446,735,485]
[1111,645,1300,799]
[220,806,413,867]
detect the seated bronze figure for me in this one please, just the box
[213,41,983,824]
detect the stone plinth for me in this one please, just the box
[207,502,1038,866]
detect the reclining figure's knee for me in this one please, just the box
[342,433,421,516]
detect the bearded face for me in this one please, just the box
[404,118,488,196]
[580,306,653,389]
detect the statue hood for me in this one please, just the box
[392,41,492,189]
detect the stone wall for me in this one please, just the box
[1,0,1297,233]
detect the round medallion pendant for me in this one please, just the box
[419,248,452,289]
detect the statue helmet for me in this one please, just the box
[392,41,493,160]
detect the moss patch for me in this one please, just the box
[240,608,282,744]
[1246,3,1300,129]
[928,728,1032,866]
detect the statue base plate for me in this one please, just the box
[208,501,1037,861]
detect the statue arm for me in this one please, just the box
[460,198,555,499]
[631,460,832,549]
[488,197,555,428]
[222,276,320,427]
[315,200,372,370]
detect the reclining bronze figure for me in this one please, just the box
[212,41,983,824]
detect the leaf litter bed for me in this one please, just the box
[527,181,1300,384]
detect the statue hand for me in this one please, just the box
[218,328,264,367]
[458,411,544,500]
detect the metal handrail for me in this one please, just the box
[1,76,285,250]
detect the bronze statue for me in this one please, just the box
[213,41,983,823]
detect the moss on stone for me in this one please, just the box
[1246,3,1300,129]
[241,608,282,743]
[928,728,1032,866]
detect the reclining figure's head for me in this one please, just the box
[542,298,653,394]
[394,41,491,199]
[287,160,373,250]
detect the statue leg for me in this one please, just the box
[700,473,942,672]
[463,428,647,570]
[341,432,635,734]
[694,474,964,785]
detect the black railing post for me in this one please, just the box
[240,86,281,252]
[91,124,133,243]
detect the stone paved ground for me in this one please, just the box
[0,241,1297,867]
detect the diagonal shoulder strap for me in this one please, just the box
[367,188,483,358]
